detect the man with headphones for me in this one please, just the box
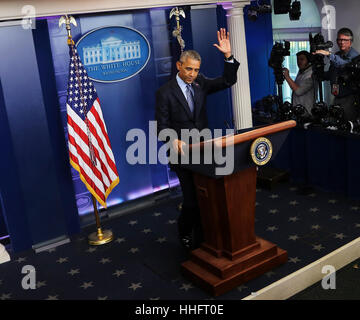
[315,27,360,121]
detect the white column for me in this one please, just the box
[0,243,10,264]
[223,2,253,129]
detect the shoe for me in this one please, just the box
[180,234,193,249]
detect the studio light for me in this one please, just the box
[247,1,272,21]
[289,0,301,20]
[274,0,301,21]
[273,0,291,14]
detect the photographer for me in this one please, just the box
[283,50,315,114]
[314,28,360,121]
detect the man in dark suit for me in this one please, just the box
[155,28,240,249]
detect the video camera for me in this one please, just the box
[310,102,360,134]
[338,55,360,92]
[309,33,333,53]
[253,94,279,119]
[309,33,333,82]
[268,41,290,86]
[308,33,333,102]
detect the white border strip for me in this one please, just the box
[32,236,71,253]
[242,237,360,300]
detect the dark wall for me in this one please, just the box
[0,23,80,252]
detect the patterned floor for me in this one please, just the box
[1,181,360,300]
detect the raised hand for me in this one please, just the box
[213,28,232,58]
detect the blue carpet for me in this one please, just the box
[1,181,360,300]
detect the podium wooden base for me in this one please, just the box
[179,121,296,296]
[181,237,287,296]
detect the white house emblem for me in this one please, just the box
[76,26,151,83]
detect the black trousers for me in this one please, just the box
[173,167,202,237]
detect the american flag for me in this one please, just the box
[66,44,119,208]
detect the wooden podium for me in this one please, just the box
[180,120,296,296]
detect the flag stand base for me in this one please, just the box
[88,228,113,246]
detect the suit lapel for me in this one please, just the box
[170,78,193,120]
[192,81,203,120]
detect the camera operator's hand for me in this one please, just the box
[283,68,299,91]
[313,50,330,56]
[283,68,290,78]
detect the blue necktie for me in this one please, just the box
[185,84,195,114]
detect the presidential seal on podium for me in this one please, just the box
[250,137,273,166]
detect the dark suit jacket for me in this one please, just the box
[155,59,240,167]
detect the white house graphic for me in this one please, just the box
[83,36,141,66]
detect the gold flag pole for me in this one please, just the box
[88,196,113,246]
[169,7,186,52]
[59,15,113,246]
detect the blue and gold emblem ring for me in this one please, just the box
[250,137,273,166]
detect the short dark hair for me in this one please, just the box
[337,28,353,41]
[179,50,202,63]
[296,50,312,63]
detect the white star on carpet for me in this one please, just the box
[80,281,94,289]
[36,281,46,288]
[269,209,279,214]
[289,257,301,263]
[265,271,275,277]
[289,200,299,206]
[331,215,342,220]
[129,282,142,291]
[129,248,139,253]
[269,194,279,199]
[237,285,248,292]
[312,244,324,251]
[289,216,300,222]
[113,269,126,277]
[68,269,80,276]
[289,235,299,241]
[56,257,68,263]
[0,293,11,300]
[334,233,346,239]
[142,228,152,234]
[115,237,125,243]
[128,220,138,226]
[99,258,111,264]
[179,283,194,291]
[267,226,278,232]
